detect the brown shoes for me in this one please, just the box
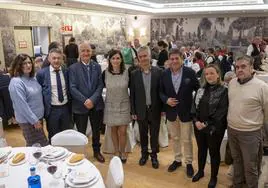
[94,152,105,163]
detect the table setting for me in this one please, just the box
[0,145,105,188]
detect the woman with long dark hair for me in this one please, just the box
[102,49,131,163]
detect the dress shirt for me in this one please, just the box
[142,69,151,106]
[50,65,67,105]
[171,67,183,94]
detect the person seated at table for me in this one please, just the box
[8,53,48,146]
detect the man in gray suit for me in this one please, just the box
[69,42,105,163]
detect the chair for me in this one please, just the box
[106,156,124,188]
[51,129,88,155]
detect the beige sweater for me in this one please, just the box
[227,77,268,131]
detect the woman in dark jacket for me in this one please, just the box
[191,64,228,188]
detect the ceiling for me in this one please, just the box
[2,0,268,15]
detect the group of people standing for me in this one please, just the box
[6,38,268,188]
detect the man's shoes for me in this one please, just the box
[208,177,217,188]
[168,161,182,172]
[139,155,149,166]
[186,164,194,178]
[151,158,159,169]
[192,171,204,182]
[94,152,105,163]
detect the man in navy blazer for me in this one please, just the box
[160,48,199,177]
[36,48,71,142]
[68,42,105,163]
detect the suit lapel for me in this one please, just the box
[167,69,177,95]
[178,66,185,92]
[45,67,51,94]
[79,63,89,87]
[138,69,146,96]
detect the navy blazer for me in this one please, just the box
[36,66,70,118]
[68,61,104,114]
[160,66,200,122]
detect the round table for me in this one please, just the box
[0,147,105,188]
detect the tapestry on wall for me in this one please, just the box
[151,17,268,53]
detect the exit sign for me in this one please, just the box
[61,25,72,32]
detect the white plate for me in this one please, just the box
[42,146,66,159]
[65,173,99,188]
[9,157,27,166]
[43,150,69,162]
[66,155,85,166]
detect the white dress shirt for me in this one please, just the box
[50,65,68,105]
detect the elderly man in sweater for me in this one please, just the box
[227,55,268,188]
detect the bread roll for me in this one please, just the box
[12,153,25,164]
[69,154,84,163]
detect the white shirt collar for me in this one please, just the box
[49,65,61,72]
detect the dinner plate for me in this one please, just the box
[43,150,69,162]
[65,171,99,188]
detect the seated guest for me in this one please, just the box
[102,49,131,163]
[8,54,48,146]
[191,64,228,188]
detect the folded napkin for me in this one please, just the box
[0,147,12,159]
[69,171,94,184]
[42,145,65,159]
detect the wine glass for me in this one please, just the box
[32,143,42,166]
[47,161,60,187]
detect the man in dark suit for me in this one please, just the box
[130,46,163,169]
[69,42,105,163]
[160,48,199,177]
[64,37,79,67]
[36,48,71,142]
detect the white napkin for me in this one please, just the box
[0,147,12,159]
[69,171,94,184]
[42,146,65,159]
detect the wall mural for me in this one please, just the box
[151,17,268,54]
[0,8,126,66]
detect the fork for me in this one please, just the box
[63,168,72,188]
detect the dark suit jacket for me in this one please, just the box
[36,66,70,118]
[68,61,104,114]
[160,66,200,122]
[130,66,162,122]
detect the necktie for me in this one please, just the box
[86,64,92,86]
[55,70,64,102]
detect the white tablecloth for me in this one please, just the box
[0,147,105,188]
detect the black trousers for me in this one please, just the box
[73,108,102,153]
[137,107,160,158]
[46,104,71,141]
[194,127,225,178]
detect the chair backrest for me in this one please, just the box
[106,156,124,188]
[51,129,88,154]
